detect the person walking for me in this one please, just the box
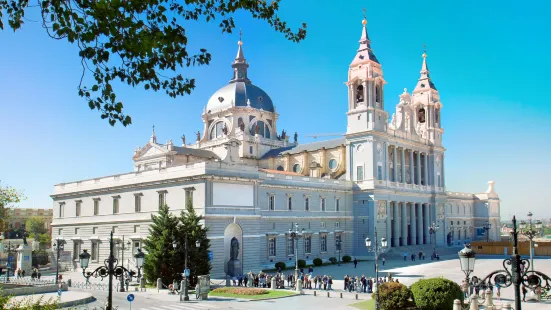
[403,252,408,261]
[353,258,358,268]
[411,253,415,261]
[522,285,527,302]
[382,256,386,266]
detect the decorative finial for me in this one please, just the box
[238,29,243,45]
[422,44,427,58]
[152,125,155,134]
[362,8,367,25]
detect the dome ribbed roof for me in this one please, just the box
[205,82,274,113]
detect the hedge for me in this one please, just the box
[410,278,464,310]
[313,258,323,266]
[298,259,307,268]
[342,255,352,262]
[329,257,337,264]
[371,282,415,310]
[275,262,286,270]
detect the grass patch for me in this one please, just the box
[209,287,296,300]
[350,299,375,310]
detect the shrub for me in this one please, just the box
[313,258,323,266]
[410,278,464,310]
[342,255,352,262]
[212,287,269,295]
[275,262,286,270]
[371,282,415,310]
[298,259,307,268]
[329,257,337,264]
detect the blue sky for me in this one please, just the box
[0,0,549,219]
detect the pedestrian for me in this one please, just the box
[354,257,358,268]
[411,253,415,261]
[382,257,386,266]
[328,276,333,290]
[403,252,407,261]
[308,266,313,274]
[344,275,349,291]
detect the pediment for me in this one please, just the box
[133,143,169,160]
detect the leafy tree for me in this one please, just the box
[0,0,307,126]
[410,278,464,310]
[26,216,47,237]
[372,282,415,310]
[0,181,25,234]
[37,233,52,249]
[176,196,211,287]
[142,204,179,285]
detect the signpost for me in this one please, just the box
[127,293,135,310]
[57,289,62,297]
[183,269,190,277]
[208,251,213,262]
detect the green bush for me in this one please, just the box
[410,278,464,310]
[298,259,307,268]
[371,282,415,310]
[313,258,323,266]
[275,262,286,270]
[329,257,337,264]
[342,255,352,262]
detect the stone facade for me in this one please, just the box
[50,16,500,278]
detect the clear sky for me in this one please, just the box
[0,0,550,219]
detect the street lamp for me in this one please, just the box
[78,232,140,310]
[53,238,65,284]
[288,223,303,291]
[115,237,132,292]
[519,211,543,272]
[365,229,388,310]
[3,241,17,282]
[173,236,200,302]
[336,235,342,266]
[133,248,145,281]
[428,222,440,255]
[483,221,492,242]
[458,244,476,283]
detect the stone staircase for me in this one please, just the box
[383,244,462,259]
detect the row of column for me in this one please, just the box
[388,145,430,186]
[385,202,433,248]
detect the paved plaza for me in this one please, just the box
[47,256,551,309]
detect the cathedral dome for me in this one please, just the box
[206,81,274,114]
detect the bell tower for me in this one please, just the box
[346,15,388,135]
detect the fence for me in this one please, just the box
[0,278,56,286]
[471,240,551,256]
[70,280,122,292]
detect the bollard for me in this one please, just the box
[485,288,494,307]
[355,293,358,300]
[502,303,511,310]
[340,292,343,298]
[271,277,276,291]
[453,299,462,310]
[314,291,317,296]
[156,278,162,292]
[327,291,330,298]
[469,293,479,310]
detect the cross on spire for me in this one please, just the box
[239,29,243,42]
[362,8,367,20]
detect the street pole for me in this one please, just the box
[510,216,522,310]
[183,238,189,301]
[294,232,299,288]
[374,229,379,310]
[107,232,115,310]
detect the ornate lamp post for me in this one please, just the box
[365,229,388,310]
[483,221,492,242]
[457,216,551,310]
[133,248,145,281]
[115,236,132,292]
[336,235,342,266]
[78,232,140,310]
[3,241,17,282]
[53,238,65,284]
[173,236,200,302]
[428,222,440,254]
[519,211,543,272]
[288,223,303,290]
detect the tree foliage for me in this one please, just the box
[0,0,307,126]
[142,203,179,285]
[410,278,464,310]
[0,292,57,309]
[372,282,415,310]
[26,216,48,237]
[0,181,25,232]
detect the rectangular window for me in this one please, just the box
[59,203,65,218]
[73,242,81,260]
[93,199,99,215]
[357,166,364,181]
[304,235,312,254]
[377,165,383,180]
[437,174,441,187]
[113,197,119,214]
[321,198,326,211]
[75,228,79,235]
[58,228,63,236]
[92,227,98,234]
[134,225,140,233]
[158,192,166,208]
[288,196,292,211]
[305,197,309,211]
[185,189,194,205]
[287,238,295,256]
[75,201,81,217]
[112,226,118,234]
[451,221,453,225]
[268,237,276,256]
[320,234,327,252]
[133,241,141,250]
[335,222,340,228]
[91,242,99,261]
[335,198,340,212]
[135,195,142,212]
[269,195,275,211]
[336,234,342,251]
[321,222,326,228]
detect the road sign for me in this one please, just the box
[184,269,190,277]
[208,251,213,261]
[8,257,12,261]
[58,290,62,296]
[127,294,135,302]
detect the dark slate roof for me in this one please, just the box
[261,138,346,159]
[172,146,220,159]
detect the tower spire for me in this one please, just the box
[413,45,437,92]
[351,9,379,65]
[230,29,251,84]
[150,125,157,143]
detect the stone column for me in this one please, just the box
[400,148,406,183]
[417,203,423,245]
[363,81,368,106]
[409,150,414,184]
[416,152,421,185]
[392,146,398,182]
[401,202,408,246]
[392,202,400,248]
[424,204,430,244]
[410,203,417,245]
[424,153,429,186]
[386,201,392,248]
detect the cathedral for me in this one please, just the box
[51,17,501,279]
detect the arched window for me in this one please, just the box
[328,159,337,170]
[375,85,381,103]
[356,84,364,103]
[249,120,271,138]
[276,166,284,171]
[435,109,440,124]
[209,121,225,140]
[418,108,426,123]
[237,118,244,131]
[293,164,301,173]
